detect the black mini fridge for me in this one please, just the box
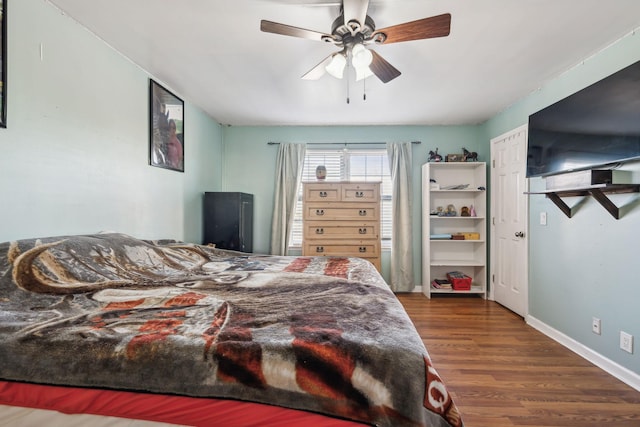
[203,192,253,252]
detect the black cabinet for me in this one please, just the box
[203,192,253,252]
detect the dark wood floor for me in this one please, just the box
[396,294,640,427]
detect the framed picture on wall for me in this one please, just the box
[149,79,184,172]
[0,0,7,128]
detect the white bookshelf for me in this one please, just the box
[421,162,487,298]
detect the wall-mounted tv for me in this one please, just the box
[527,60,640,177]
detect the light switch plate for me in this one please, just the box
[540,212,547,226]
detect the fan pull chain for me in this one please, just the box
[346,64,350,104]
[363,77,367,101]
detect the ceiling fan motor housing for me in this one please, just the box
[326,14,383,48]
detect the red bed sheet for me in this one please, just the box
[0,380,366,427]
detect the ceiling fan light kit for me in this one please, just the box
[326,52,347,79]
[260,0,451,85]
[351,43,373,68]
[324,44,372,81]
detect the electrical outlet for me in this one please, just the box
[620,331,633,354]
[592,317,601,335]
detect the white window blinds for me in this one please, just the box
[289,148,392,249]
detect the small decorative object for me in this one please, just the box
[428,148,443,162]
[435,206,444,216]
[460,206,470,217]
[446,154,462,162]
[429,178,439,190]
[149,80,184,172]
[462,147,478,162]
[441,183,469,190]
[443,204,457,216]
[315,165,327,180]
[470,205,477,217]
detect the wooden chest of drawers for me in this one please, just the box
[302,182,381,271]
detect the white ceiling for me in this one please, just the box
[48,0,640,126]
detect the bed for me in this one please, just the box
[0,232,462,427]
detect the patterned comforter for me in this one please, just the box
[0,233,462,427]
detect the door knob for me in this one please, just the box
[515,231,525,238]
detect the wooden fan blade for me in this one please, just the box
[301,54,335,80]
[369,50,401,83]
[261,20,336,42]
[372,13,451,44]
[343,0,369,29]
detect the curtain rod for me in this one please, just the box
[267,141,421,146]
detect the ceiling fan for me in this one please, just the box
[260,0,451,83]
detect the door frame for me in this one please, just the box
[489,124,529,315]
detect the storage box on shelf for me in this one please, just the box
[422,162,487,298]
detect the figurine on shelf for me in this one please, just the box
[470,205,477,217]
[460,206,470,216]
[428,149,443,162]
[443,204,457,216]
[462,147,478,162]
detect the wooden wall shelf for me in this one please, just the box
[526,184,640,219]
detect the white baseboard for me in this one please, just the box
[526,315,640,392]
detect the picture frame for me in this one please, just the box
[446,154,462,162]
[149,79,184,172]
[0,1,7,128]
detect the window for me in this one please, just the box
[289,148,392,249]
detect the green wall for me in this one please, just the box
[0,0,223,243]
[483,31,640,374]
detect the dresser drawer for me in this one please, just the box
[303,203,379,221]
[303,242,379,258]
[303,183,341,202]
[303,221,379,240]
[341,183,379,202]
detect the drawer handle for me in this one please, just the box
[359,228,367,234]
[315,209,325,216]
[355,191,364,198]
[315,228,324,235]
[315,246,324,253]
[359,247,367,253]
[319,191,328,198]
[359,210,367,216]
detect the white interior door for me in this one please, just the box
[490,125,529,317]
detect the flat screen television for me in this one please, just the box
[527,60,640,177]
